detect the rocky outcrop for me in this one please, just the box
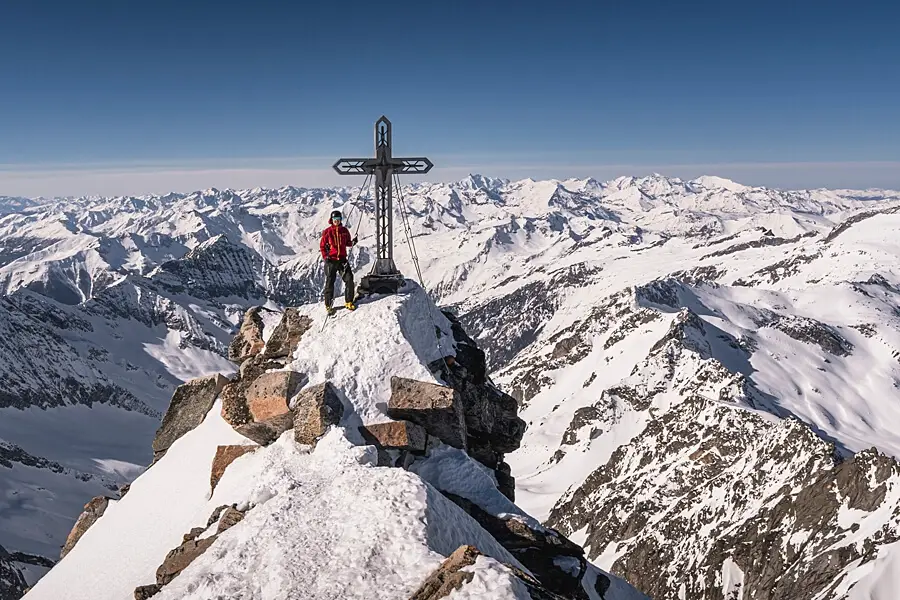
[210,445,258,492]
[263,308,312,359]
[548,391,900,600]
[444,493,591,599]
[293,382,344,446]
[227,306,265,363]
[60,496,111,559]
[387,377,467,450]
[359,421,427,452]
[409,545,576,600]
[409,545,480,599]
[152,374,230,462]
[421,316,527,500]
[155,538,217,586]
[137,504,248,597]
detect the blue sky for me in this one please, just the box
[1,0,898,196]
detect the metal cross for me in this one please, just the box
[333,116,433,294]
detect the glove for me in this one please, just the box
[352,236,358,245]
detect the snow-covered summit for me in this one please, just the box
[25,285,642,600]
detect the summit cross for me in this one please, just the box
[333,116,433,295]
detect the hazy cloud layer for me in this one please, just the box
[2,161,899,198]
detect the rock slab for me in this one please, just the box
[294,382,344,445]
[60,496,110,559]
[210,445,258,492]
[359,420,427,452]
[245,371,302,422]
[152,373,230,460]
[387,377,467,450]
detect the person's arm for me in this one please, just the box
[320,230,328,259]
[343,227,354,247]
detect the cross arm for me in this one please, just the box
[393,157,433,174]
[333,158,376,175]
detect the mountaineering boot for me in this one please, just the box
[344,301,356,311]
[325,304,336,316]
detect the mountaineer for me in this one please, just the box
[320,210,358,314]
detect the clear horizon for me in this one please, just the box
[2,0,898,196]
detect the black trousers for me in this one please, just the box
[323,259,355,306]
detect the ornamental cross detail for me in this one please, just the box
[333,116,432,293]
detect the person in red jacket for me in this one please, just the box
[320,210,358,313]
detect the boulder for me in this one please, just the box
[134,584,162,599]
[155,537,217,585]
[409,545,479,600]
[152,374,230,461]
[387,377,467,450]
[263,308,312,359]
[235,414,296,445]
[60,496,111,559]
[245,371,303,422]
[294,382,344,446]
[359,420,427,452]
[210,445,258,492]
[228,307,265,363]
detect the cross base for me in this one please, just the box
[357,273,405,297]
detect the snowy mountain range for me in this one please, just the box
[2,174,900,599]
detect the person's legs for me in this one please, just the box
[323,260,338,307]
[341,262,355,303]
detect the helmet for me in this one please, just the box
[330,210,343,222]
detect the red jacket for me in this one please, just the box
[320,223,354,260]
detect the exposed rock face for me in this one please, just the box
[155,537,217,585]
[141,504,248,595]
[444,493,591,599]
[548,374,900,600]
[245,371,303,421]
[215,507,245,534]
[60,496,111,559]
[152,373,230,461]
[409,545,480,599]
[227,306,265,363]
[388,377,467,450]
[409,545,576,600]
[0,546,27,600]
[263,308,312,359]
[210,445,258,492]
[359,421,427,452]
[293,382,344,446]
[426,313,527,500]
